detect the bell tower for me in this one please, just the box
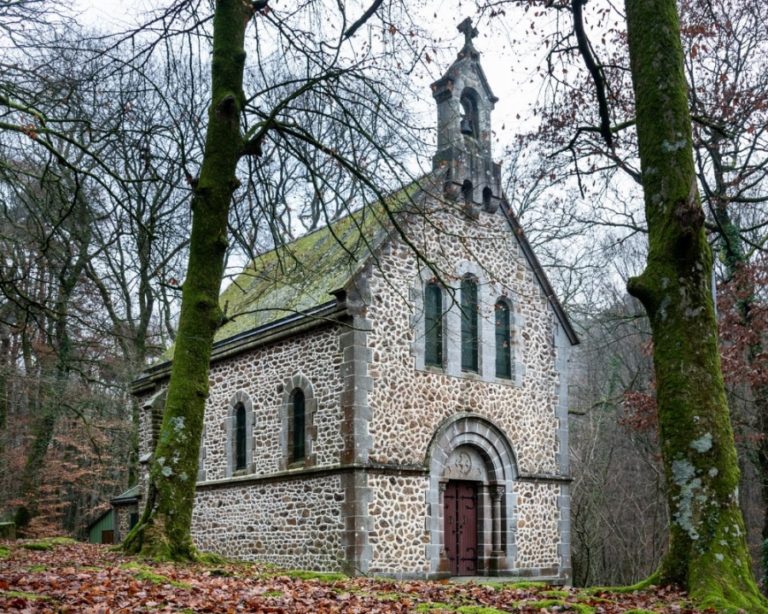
[432,18,501,215]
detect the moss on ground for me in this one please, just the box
[1,590,49,601]
[415,602,455,612]
[0,546,9,559]
[278,569,347,582]
[542,589,570,598]
[22,541,53,551]
[120,562,192,589]
[481,580,547,590]
[263,590,283,598]
[21,536,76,552]
[47,537,76,545]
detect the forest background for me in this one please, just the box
[1,0,766,593]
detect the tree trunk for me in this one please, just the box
[624,0,767,609]
[123,0,248,560]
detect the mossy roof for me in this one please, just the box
[214,182,426,343]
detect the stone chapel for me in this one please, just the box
[129,19,578,581]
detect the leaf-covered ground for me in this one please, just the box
[0,539,709,613]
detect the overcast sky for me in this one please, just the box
[70,0,550,159]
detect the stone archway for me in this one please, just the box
[425,413,518,577]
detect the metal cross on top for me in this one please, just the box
[457,17,478,51]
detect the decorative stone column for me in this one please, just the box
[437,482,452,573]
[490,485,506,574]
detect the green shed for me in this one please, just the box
[87,509,114,544]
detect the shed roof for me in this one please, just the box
[110,484,140,505]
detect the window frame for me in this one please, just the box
[225,391,253,478]
[460,276,480,373]
[289,388,306,464]
[494,299,512,380]
[424,281,445,368]
[279,374,317,470]
[234,402,247,471]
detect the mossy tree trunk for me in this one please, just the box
[624,0,768,610]
[123,0,251,560]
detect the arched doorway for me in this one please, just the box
[426,414,518,577]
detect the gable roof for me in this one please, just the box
[215,181,425,343]
[135,177,578,389]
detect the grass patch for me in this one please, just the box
[197,551,226,565]
[482,580,547,591]
[20,536,76,552]
[574,593,615,606]
[279,570,347,582]
[542,589,570,598]
[27,564,46,573]
[415,603,455,612]
[374,591,407,601]
[263,590,283,598]
[0,546,10,559]
[22,541,53,551]
[1,590,50,601]
[584,580,651,595]
[456,607,509,614]
[121,562,191,589]
[47,536,76,545]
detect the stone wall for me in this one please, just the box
[192,474,345,570]
[202,325,344,480]
[514,481,561,571]
[361,198,567,575]
[367,473,430,576]
[364,202,560,471]
[130,194,569,578]
[113,504,138,542]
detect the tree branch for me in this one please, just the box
[343,0,384,40]
[571,0,613,148]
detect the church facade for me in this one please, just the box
[131,20,577,581]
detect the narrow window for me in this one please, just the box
[235,403,247,471]
[425,282,443,367]
[482,186,492,209]
[495,300,512,379]
[291,389,306,462]
[461,277,479,372]
[461,179,473,205]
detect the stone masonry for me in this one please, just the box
[131,18,576,582]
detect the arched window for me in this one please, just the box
[234,403,247,471]
[482,186,492,209]
[280,374,316,470]
[425,282,444,367]
[461,277,479,372]
[226,391,252,477]
[290,388,306,463]
[461,179,473,205]
[495,300,512,379]
[460,90,479,138]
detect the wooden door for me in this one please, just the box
[444,481,478,576]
